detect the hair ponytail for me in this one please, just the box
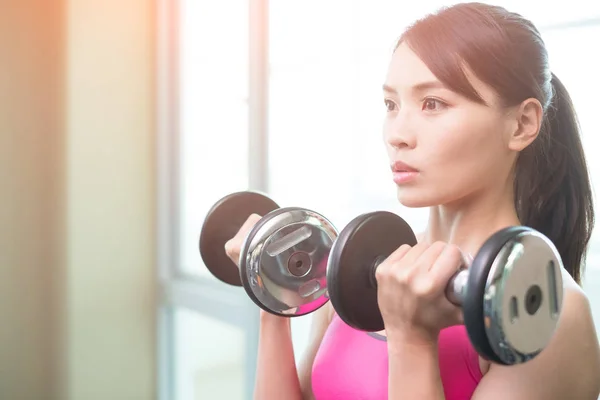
[514,73,595,284]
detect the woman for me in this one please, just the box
[225,3,600,399]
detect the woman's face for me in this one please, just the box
[382,42,517,209]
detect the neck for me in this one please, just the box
[422,185,520,257]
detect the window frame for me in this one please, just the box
[156,0,270,399]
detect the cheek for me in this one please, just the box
[426,115,505,180]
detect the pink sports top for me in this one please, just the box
[311,313,483,399]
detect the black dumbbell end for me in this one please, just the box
[463,226,532,365]
[327,211,417,332]
[199,191,279,286]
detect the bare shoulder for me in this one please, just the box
[473,271,600,399]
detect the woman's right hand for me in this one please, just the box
[224,213,280,320]
[227,214,331,400]
[224,213,262,267]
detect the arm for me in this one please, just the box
[224,214,334,400]
[253,311,301,400]
[472,282,600,400]
[253,302,334,400]
[387,339,445,400]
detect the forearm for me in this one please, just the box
[253,312,303,400]
[387,339,446,400]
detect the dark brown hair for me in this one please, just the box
[397,2,594,283]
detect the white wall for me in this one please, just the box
[0,1,157,399]
[65,0,157,399]
[0,2,65,399]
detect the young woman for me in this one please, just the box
[225,3,600,399]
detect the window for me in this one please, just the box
[178,0,250,281]
[157,1,258,400]
[173,309,247,399]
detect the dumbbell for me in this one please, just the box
[326,211,564,365]
[198,191,338,316]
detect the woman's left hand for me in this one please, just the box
[374,241,465,346]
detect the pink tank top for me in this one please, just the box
[311,313,483,399]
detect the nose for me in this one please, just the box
[383,112,416,149]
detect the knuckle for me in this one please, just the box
[413,277,435,297]
[375,264,390,281]
[432,241,447,251]
[398,244,412,255]
[249,213,262,222]
[224,239,239,259]
[415,241,429,250]
[374,268,385,282]
[239,214,262,235]
[395,265,413,283]
[444,244,463,260]
[390,244,412,261]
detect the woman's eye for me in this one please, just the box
[384,99,397,112]
[422,98,447,112]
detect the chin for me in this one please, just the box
[395,187,433,208]
[396,187,431,208]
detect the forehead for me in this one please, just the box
[385,42,499,106]
[385,42,437,86]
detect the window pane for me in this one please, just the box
[174,308,246,400]
[542,25,600,329]
[178,0,249,279]
[268,0,358,231]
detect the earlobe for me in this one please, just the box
[508,98,543,151]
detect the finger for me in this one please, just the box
[415,241,448,271]
[224,213,262,263]
[374,243,412,280]
[398,241,431,267]
[382,241,431,284]
[224,238,241,263]
[375,241,412,271]
[386,243,413,263]
[429,244,465,295]
[238,213,262,237]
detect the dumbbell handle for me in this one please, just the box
[445,269,469,306]
[371,259,469,306]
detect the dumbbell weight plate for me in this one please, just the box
[326,211,417,331]
[465,227,564,365]
[199,191,279,286]
[240,207,338,317]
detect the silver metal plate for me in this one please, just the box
[243,208,338,316]
[483,230,564,364]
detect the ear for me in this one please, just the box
[508,98,544,151]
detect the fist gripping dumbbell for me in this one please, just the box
[198,191,337,316]
[326,211,564,365]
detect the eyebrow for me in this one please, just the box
[382,80,448,94]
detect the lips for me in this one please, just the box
[391,161,419,173]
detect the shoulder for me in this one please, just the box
[473,271,600,399]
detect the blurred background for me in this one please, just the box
[1,0,599,399]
